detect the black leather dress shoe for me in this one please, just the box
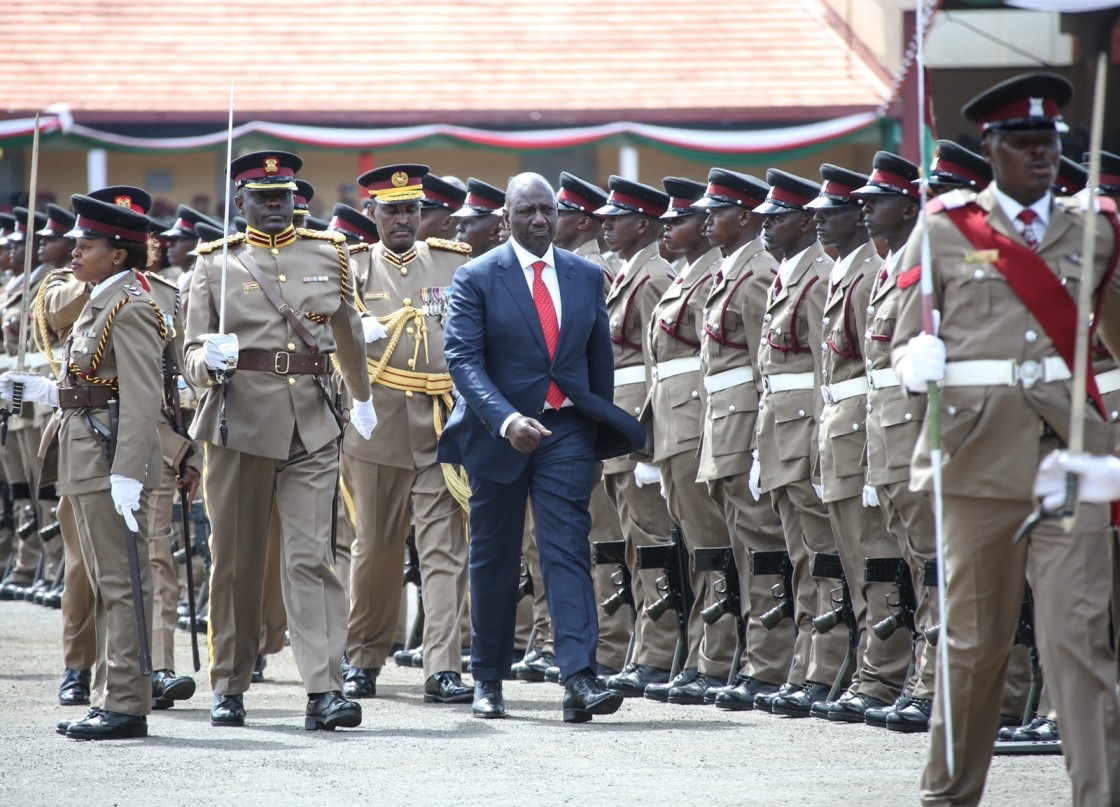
[43,586,63,609]
[771,681,831,717]
[305,691,362,731]
[393,647,417,668]
[1010,715,1059,742]
[210,693,246,727]
[563,670,624,723]
[58,708,100,736]
[607,664,672,698]
[885,696,932,733]
[864,696,905,728]
[342,666,379,699]
[58,668,91,706]
[514,647,556,682]
[472,680,505,719]
[667,673,724,705]
[151,669,196,710]
[826,692,889,723]
[66,709,147,740]
[424,671,474,704]
[251,654,267,683]
[644,667,698,703]
[544,665,562,684]
[754,681,798,713]
[409,649,424,667]
[714,676,780,712]
[596,663,620,678]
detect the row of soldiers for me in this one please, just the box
[1,69,1119,803]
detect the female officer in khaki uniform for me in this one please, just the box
[2,194,166,740]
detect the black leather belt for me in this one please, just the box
[237,349,329,375]
[58,386,115,410]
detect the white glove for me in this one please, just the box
[110,474,143,532]
[748,449,761,501]
[812,483,824,501]
[350,397,378,440]
[1034,450,1120,511]
[898,333,946,393]
[361,316,388,343]
[0,371,58,407]
[862,484,880,508]
[633,462,661,488]
[201,333,239,372]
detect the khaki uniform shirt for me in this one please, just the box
[697,238,777,482]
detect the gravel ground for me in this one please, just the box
[0,601,1072,807]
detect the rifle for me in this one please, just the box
[810,552,857,703]
[695,546,744,687]
[591,539,633,617]
[636,523,694,679]
[1013,584,1043,728]
[869,557,916,643]
[755,550,795,631]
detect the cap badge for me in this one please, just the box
[114,195,132,208]
[391,171,409,188]
[264,157,279,174]
[1029,97,1044,117]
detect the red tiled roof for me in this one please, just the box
[4,0,891,125]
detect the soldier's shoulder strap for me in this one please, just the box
[144,272,179,292]
[297,228,347,245]
[348,242,372,255]
[195,232,246,255]
[425,237,472,255]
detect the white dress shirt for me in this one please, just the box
[991,184,1051,245]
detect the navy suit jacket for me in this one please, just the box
[437,241,646,483]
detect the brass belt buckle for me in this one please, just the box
[274,351,291,375]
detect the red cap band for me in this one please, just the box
[819,179,858,200]
[931,158,987,188]
[44,218,69,235]
[74,214,149,243]
[464,192,501,212]
[607,190,667,218]
[769,186,814,208]
[172,217,196,233]
[1101,171,1120,188]
[669,196,698,212]
[705,182,764,207]
[424,188,464,211]
[868,169,919,198]
[979,97,1060,129]
[329,216,372,241]
[558,187,597,212]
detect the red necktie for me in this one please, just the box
[1017,209,1040,251]
[532,261,565,410]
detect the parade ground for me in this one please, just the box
[0,600,1072,807]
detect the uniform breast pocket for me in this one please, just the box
[957,264,1010,315]
[868,315,894,356]
[61,420,109,483]
[709,384,757,456]
[774,401,812,462]
[878,396,924,469]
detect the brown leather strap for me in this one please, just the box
[237,349,329,375]
[58,385,116,410]
[235,245,321,353]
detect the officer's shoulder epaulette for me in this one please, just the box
[348,242,372,255]
[927,189,974,214]
[122,281,146,298]
[426,237,472,255]
[196,232,246,255]
[144,272,179,292]
[297,228,346,244]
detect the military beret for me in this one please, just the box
[805,165,869,209]
[962,72,1072,134]
[594,176,669,219]
[753,170,821,215]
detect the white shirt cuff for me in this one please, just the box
[499,412,521,439]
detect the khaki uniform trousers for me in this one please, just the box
[73,490,152,717]
[204,434,346,695]
[344,456,467,679]
[770,480,847,686]
[828,494,911,703]
[16,424,63,579]
[4,434,40,583]
[921,497,1120,807]
[259,510,288,656]
[59,494,95,670]
[660,451,736,679]
[602,470,676,669]
[146,462,182,672]
[710,475,794,685]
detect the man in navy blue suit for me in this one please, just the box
[438,173,646,723]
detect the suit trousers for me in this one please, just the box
[468,408,599,682]
[146,461,181,672]
[73,489,152,717]
[344,456,467,679]
[521,504,554,653]
[921,496,1120,807]
[711,475,794,685]
[602,470,676,669]
[204,433,346,695]
[770,481,847,686]
[59,494,96,670]
[660,450,736,679]
[829,494,910,703]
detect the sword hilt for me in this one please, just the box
[9,381,23,418]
